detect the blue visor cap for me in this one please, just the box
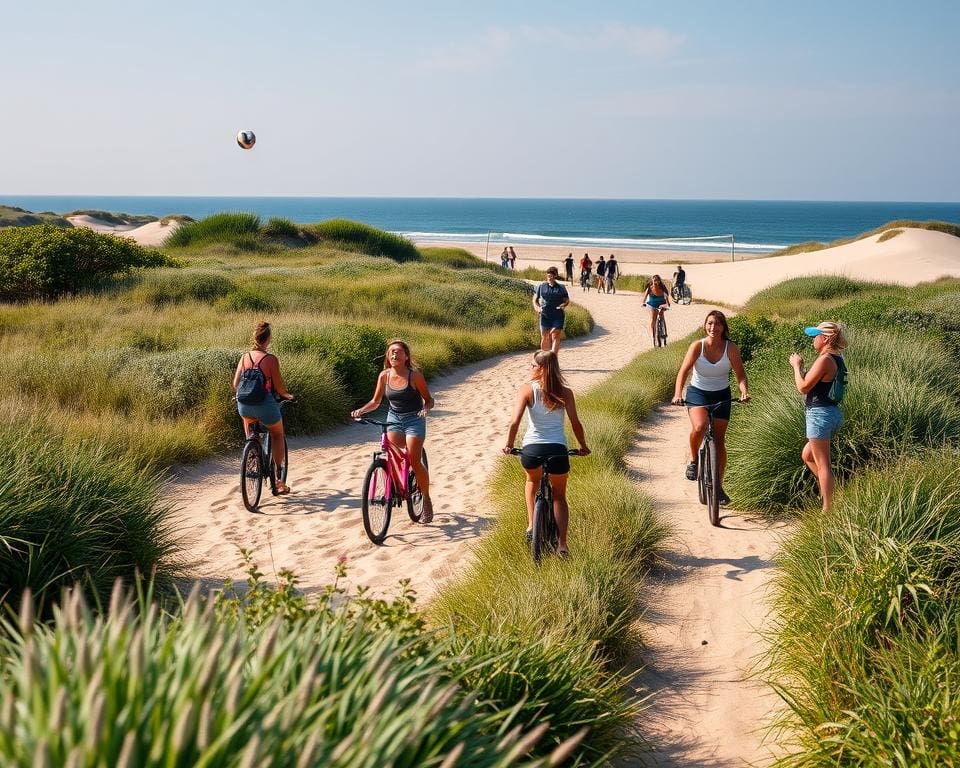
[804,327,824,337]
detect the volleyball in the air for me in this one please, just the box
[236,130,256,149]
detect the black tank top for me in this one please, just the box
[385,371,424,414]
[805,354,841,408]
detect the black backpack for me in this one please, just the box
[237,353,269,405]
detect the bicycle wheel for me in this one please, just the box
[671,285,681,302]
[268,435,289,495]
[697,445,707,505]
[361,458,392,544]
[682,285,692,305]
[532,497,552,565]
[657,313,668,346]
[704,439,720,526]
[406,449,429,522]
[240,440,263,512]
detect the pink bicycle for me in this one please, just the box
[354,417,429,544]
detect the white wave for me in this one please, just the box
[399,230,782,252]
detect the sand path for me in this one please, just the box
[169,287,715,601]
[625,403,789,766]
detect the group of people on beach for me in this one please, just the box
[234,275,848,556]
[562,253,620,294]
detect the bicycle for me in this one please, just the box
[655,305,669,347]
[354,417,429,544]
[240,398,291,512]
[671,283,692,305]
[676,398,741,526]
[509,448,580,564]
[579,269,592,291]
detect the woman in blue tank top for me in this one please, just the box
[503,350,590,557]
[789,321,847,512]
[352,339,436,522]
[672,311,750,506]
[641,275,671,347]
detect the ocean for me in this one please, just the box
[2,196,957,253]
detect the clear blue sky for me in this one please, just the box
[4,0,958,200]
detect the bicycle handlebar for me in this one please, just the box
[508,448,583,457]
[674,397,748,407]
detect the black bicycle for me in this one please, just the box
[240,398,291,512]
[655,306,669,347]
[510,448,580,564]
[677,398,741,526]
[671,283,692,304]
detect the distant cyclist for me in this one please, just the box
[673,264,686,296]
[533,266,570,354]
[502,350,590,558]
[672,310,750,506]
[641,275,671,346]
[790,321,848,512]
[233,321,294,495]
[579,253,593,288]
[605,254,618,293]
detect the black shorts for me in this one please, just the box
[520,443,570,474]
[684,385,732,420]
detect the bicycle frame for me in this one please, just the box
[375,429,412,502]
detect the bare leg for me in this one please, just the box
[266,421,288,492]
[713,418,730,485]
[539,328,551,351]
[806,438,835,511]
[550,473,570,551]
[687,407,708,464]
[550,328,562,354]
[523,466,542,530]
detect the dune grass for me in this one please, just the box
[164,212,262,248]
[307,218,421,262]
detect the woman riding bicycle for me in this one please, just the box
[351,339,435,522]
[233,321,294,495]
[790,321,847,512]
[502,350,590,557]
[641,275,671,346]
[672,310,750,506]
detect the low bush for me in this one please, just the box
[418,246,486,268]
[0,225,169,300]
[745,275,882,319]
[133,271,235,306]
[261,216,301,239]
[308,219,421,262]
[0,422,180,615]
[164,212,262,248]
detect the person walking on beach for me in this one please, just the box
[503,350,590,558]
[233,321,294,495]
[500,248,510,269]
[508,246,518,270]
[672,310,750,506]
[673,264,686,300]
[606,254,618,294]
[579,253,593,290]
[351,339,436,523]
[641,275,671,346]
[533,266,570,354]
[595,255,607,292]
[790,321,848,512]
[564,253,574,283]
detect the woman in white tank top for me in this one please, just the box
[672,311,750,506]
[503,350,590,557]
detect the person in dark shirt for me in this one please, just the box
[595,255,607,292]
[533,266,570,354]
[673,265,686,296]
[564,253,574,283]
[605,254,618,294]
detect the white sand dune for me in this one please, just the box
[68,215,179,246]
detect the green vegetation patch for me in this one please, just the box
[0,224,171,301]
[164,212,263,249]
[307,218,421,262]
[65,209,159,226]
[0,205,72,229]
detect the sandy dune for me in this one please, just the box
[68,215,179,246]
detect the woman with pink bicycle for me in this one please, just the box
[352,340,435,533]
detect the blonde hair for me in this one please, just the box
[532,350,567,411]
[816,321,848,353]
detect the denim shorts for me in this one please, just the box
[684,385,732,421]
[237,396,282,426]
[540,311,565,331]
[806,405,843,440]
[386,410,427,439]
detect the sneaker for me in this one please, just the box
[718,488,731,506]
[685,461,697,481]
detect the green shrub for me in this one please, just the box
[164,212,262,248]
[261,217,301,238]
[308,219,420,262]
[745,275,881,318]
[125,348,239,417]
[0,423,180,614]
[418,246,487,268]
[134,271,236,306]
[218,287,276,312]
[0,225,169,300]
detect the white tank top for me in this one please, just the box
[522,382,567,446]
[690,340,732,392]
